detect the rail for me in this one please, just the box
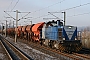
[0,35,33,60]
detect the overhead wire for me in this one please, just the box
[31,0,66,20]
[32,0,66,13]
[3,0,65,22]
[67,12,90,18]
[60,2,90,12]
[6,0,14,11]
[2,0,19,20]
[31,2,90,20]
[10,0,19,12]
[19,12,31,20]
[3,0,90,23]
[32,14,50,20]
[0,0,14,23]
[30,0,66,21]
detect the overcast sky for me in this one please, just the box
[0,0,90,27]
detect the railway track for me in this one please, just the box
[1,35,90,60]
[78,48,90,54]
[27,42,81,60]
[0,40,11,60]
[73,53,90,60]
[23,40,90,60]
[0,35,33,60]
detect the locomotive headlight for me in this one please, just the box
[68,26,72,29]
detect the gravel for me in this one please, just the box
[5,36,60,60]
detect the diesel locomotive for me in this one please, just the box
[40,20,82,53]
